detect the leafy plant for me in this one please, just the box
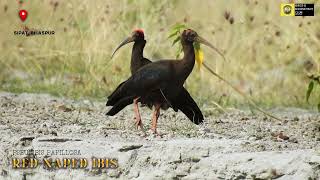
[306,73,320,111]
[168,23,203,69]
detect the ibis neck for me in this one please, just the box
[131,40,146,73]
[177,41,195,82]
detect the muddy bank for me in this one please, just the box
[0,92,319,179]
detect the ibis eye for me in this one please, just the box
[134,32,142,38]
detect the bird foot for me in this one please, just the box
[134,117,143,129]
[134,118,146,136]
[150,128,161,137]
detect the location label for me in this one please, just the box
[19,10,28,22]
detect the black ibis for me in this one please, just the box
[106,29,219,134]
[109,29,204,134]
[110,29,150,131]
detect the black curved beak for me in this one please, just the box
[111,36,135,59]
[195,35,226,61]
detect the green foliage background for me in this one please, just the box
[0,0,319,109]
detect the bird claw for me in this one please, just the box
[150,128,161,137]
[134,118,146,136]
[134,118,142,129]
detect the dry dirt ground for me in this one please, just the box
[0,92,319,180]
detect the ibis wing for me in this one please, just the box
[107,61,172,106]
[107,81,125,100]
[106,95,136,116]
[171,88,204,125]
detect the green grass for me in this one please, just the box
[0,0,319,109]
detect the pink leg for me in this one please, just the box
[133,98,145,134]
[151,104,161,135]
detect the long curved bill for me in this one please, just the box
[195,36,226,61]
[111,37,135,59]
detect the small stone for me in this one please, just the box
[256,144,266,151]
[119,144,143,152]
[20,137,35,141]
[241,117,249,121]
[203,128,211,133]
[56,104,73,112]
[129,171,140,178]
[171,153,182,164]
[289,137,298,143]
[191,157,201,163]
[175,164,191,177]
[51,131,58,136]
[89,169,102,175]
[277,132,289,141]
[107,169,121,178]
[1,169,8,176]
[256,169,284,179]
[201,149,210,158]
[248,136,257,141]
[166,133,174,138]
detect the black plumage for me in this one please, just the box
[107,29,220,133]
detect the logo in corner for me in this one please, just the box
[280,3,295,16]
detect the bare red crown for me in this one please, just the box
[134,29,144,36]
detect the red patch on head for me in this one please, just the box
[186,29,193,33]
[134,29,144,36]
